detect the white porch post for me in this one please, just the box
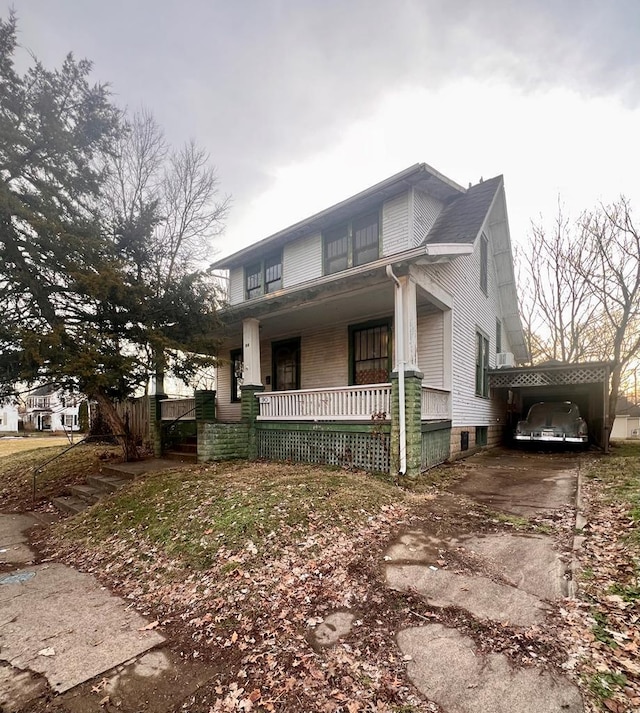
[393,275,419,372]
[443,308,453,391]
[242,318,262,386]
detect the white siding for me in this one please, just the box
[229,267,244,305]
[413,189,444,246]
[215,344,242,422]
[382,191,410,256]
[417,309,444,388]
[301,325,348,388]
[283,232,322,288]
[421,210,508,427]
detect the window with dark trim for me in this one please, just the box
[480,233,488,295]
[244,253,282,299]
[230,348,242,402]
[475,331,489,397]
[476,426,488,446]
[496,319,502,354]
[323,211,380,275]
[349,320,391,385]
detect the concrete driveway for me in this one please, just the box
[386,448,586,713]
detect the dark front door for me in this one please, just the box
[272,338,300,391]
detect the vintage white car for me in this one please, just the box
[515,401,589,444]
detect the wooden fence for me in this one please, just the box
[114,396,150,446]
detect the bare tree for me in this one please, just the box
[103,110,230,393]
[517,203,601,364]
[572,197,640,430]
[518,197,640,439]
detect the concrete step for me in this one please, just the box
[172,442,197,453]
[52,495,89,516]
[163,451,198,463]
[69,484,101,504]
[86,474,130,493]
[100,464,137,480]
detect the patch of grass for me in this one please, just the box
[588,670,627,700]
[0,435,77,458]
[591,611,618,649]
[494,513,530,530]
[608,581,640,602]
[60,461,406,569]
[0,442,120,511]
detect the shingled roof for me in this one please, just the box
[424,175,503,245]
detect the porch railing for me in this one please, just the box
[421,386,451,420]
[256,384,392,421]
[160,397,196,420]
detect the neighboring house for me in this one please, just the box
[611,395,640,439]
[207,162,528,477]
[0,399,19,433]
[23,386,83,432]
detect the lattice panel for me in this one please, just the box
[421,428,451,470]
[490,366,607,388]
[257,428,390,473]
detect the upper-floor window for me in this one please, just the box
[245,252,282,299]
[480,233,488,295]
[323,210,380,275]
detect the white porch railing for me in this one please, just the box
[257,384,392,421]
[421,386,451,420]
[160,397,196,421]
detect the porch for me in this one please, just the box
[255,383,451,422]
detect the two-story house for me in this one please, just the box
[208,162,527,477]
[23,386,83,432]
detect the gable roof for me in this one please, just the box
[424,175,503,246]
[211,162,466,270]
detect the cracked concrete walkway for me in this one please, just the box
[0,513,164,711]
[386,449,584,713]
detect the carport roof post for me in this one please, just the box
[489,361,613,452]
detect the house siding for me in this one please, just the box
[229,266,244,305]
[413,189,443,246]
[382,191,410,256]
[215,347,242,422]
[424,207,507,428]
[283,232,322,288]
[417,309,444,388]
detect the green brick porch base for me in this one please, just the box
[390,371,423,478]
[198,421,249,462]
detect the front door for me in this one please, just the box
[272,338,300,391]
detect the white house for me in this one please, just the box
[203,163,527,476]
[23,386,83,432]
[0,399,19,433]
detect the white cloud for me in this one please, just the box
[221,79,640,256]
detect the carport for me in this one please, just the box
[489,361,612,451]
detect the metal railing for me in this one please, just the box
[31,433,122,504]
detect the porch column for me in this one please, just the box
[390,273,422,479]
[241,318,263,459]
[242,318,262,386]
[393,276,419,372]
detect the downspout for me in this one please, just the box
[386,265,407,476]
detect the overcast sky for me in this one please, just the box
[5,0,640,258]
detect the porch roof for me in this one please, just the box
[211,163,466,270]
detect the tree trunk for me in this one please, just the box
[92,391,141,462]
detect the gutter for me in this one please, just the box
[386,265,406,476]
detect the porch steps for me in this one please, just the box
[51,458,196,515]
[163,436,198,463]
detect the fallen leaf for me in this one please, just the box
[139,620,159,631]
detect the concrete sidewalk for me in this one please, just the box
[0,513,164,711]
